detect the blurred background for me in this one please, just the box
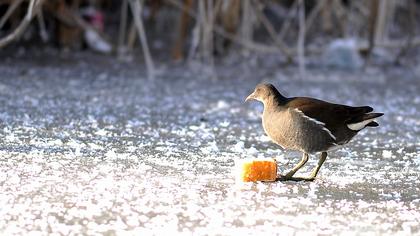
[1,0,419,78]
[1,1,420,235]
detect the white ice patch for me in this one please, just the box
[382,150,393,159]
[232,141,245,152]
[347,118,376,131]
[200,141,219,154]
[231,141,261,155]
[257,135,271,142]
[414,155,420,166]
[219,120,230,128]
[294,108,337,141]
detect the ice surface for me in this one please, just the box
[0,56,419,235]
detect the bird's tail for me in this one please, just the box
[346,113,384,131]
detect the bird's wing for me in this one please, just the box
[286,97,373,132]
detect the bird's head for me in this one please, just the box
[245,83,279,103]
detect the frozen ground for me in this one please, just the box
[0,52,419,235]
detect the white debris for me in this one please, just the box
[84,29,112,54]
[383,150,393,159]
[232,141,245,152]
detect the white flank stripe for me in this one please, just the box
[347,118,376,131]
[322,127,336,141]
[294,108,336,141]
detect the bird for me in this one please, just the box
[245,83,383,181]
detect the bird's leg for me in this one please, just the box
[297,152,327,181]
[283,153,309,179]
[310,152,327,178]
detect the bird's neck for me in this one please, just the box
[263,98,284,116]
[263,95,287,113]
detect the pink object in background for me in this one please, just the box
[90,10,104,32]
[82,7,105,31]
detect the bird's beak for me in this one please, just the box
[245,92,255,102]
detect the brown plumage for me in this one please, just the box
[245,83,383,181]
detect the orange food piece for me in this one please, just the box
[236,158,277,182]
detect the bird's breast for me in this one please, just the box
[262,110,294,150]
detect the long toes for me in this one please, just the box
[277,175,315,182]
[278,174,294,181]
[277,174,293,181]
[296,176,315,182]
[284,173,295,179]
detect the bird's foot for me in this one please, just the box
[282,172,296,180]
[277,174,316,182]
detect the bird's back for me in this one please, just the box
[262,96,382,153]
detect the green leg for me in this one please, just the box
[281,152,327,182]
[309,152,327,178]
[282,153,309,179]
[296,152,328,181]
